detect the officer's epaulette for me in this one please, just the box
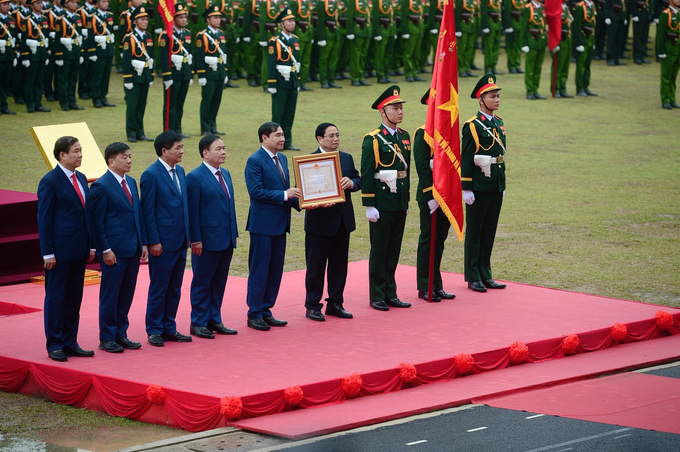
[268,35,277,41]
[364,128,381,138]
[464,115,477,124]
[292,33,298,39]
[494,114,502,120]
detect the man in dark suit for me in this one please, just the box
[185,134,239,339]
[303,123,362,321]
[37,136,96,362]
[244,122,301,331]
[140,131,193,346]
[90,142,148,353]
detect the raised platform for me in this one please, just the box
[0,261,678,436]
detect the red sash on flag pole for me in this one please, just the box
[545,0,562,97]
[157,0,176,131]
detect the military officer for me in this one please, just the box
[593,0,606,59]
[657,0,680,108]
[361,85,411,311]
[76,0,95,99]
[290,0,313,90]
[373,0,396,83]
[0,0,18,115]
[316,0,342,88]
[551,0,573,97]
[267,8,301,149]
[159,1,193,136]
[455,0,480,77]
[89,0,115,108]
[19,0,50,112]
[219,0,240,87]
[503,0,525,73]
[481,0,503,74]
[604,0,627,64]
[118,0,142,70]
[573,0,598,96]
[521,0,547,99]
[400,0,425,81]
[419,0,441,72]
[122,5,154,142]
[10,0,29,106]
[461,74,506,293]
[243,0,263,86]
[53,0,84,110]
[195,3,228,134]
[43,0,62,102]
[628,0,651,63]
[258,0,284,89]
[414,89,455,303]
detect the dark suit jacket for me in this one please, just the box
[90,170,144,258]
[186,163,239,251]
[37,166,93,262]
[244,147,300,236]
[304,149,362,236]
[140,159,190,251]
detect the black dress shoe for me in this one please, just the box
[284,145,300,151]
[615,60,626,66]
[27,107,35,113]
[45,95,56,102]
[534,93,546,99]
[405,77,415,82]
[351,81,361,86]
[577,90,588,96]
[263,316,287,327]
[509,68,517,74]
[69,104,84,110]
[328,83,342,88]
[208,323,238,335]
[115,337,142,349]
[417,290,441,302]
[483,279,506,289]
[36,106,51,112]
[470,64,481,70]
[386,298,411,308]
[385,77,396,83]
[162,331,193,341]
[434,289,456,299]
[190,325,215,339]
[247,318,271,331]
[80,93,91,100]
[393,70,404,75]
[641,58,651,64]
[559,91,573,98]
[63,346,95,357]
[584,89,597,96]
[93,103,103,108]
[325,303,353,319]
[102,101,116,107]
[300,85,314,91]
[634,59,642,65]
[248,80,259,87]
[2,108,16,115]
[459,72,468,77]
[211,130,225,135]
[321,82,330,89]
[48,350,68,362]
[137,135,153,141]
[515,68,525,74]
[671,102,680,108]
[378,78,389,84]
[370,300,389,311]
[61,106,70,111]
[554,92,561,98]
[526,94,536,100]
[360,80,372,86]
[99,340,124,353]
[492,70,504,75]
[225,81,239,88]
[662,103,672,110]
[305,309,325,321]
[413,76,427,82]
[148,334,164,347]
[607,60,616,66]
[128,136,138,142]
[468,281,487,292]
[466,71,477,77]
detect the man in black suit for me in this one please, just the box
[303,123,362,321]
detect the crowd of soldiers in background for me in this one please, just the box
[0,0,677,120]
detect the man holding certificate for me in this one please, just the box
[303,123,362,322]
[360,86,412,312]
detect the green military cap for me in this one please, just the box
[131,5,149,21]
[471,73,501,99]
[372,85,406,110]
[203,2,223,18]
[277,8,296,22]
[420,88,430,105]
[174,1,188,16]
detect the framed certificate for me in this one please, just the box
[292,152,346,208]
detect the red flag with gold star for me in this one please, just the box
[424,0,463,241]
[157,0,175,131]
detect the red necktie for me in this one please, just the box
[216,169,231,202]
[122,178,133,206]
[72,173,85,207]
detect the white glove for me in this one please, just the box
[346,33,355,40]
[56,59,63,66]
[505,28,513,33]
[124,82,133,90]
[236,37,240,43]
[89,55,97,62]
[189,78,193,86]
[374,35,382,41]
[79,56,84,64]
[49,31,55,39]
[259,40,267,47]
[154,28,163,34]
[365,206,380,222]
[624,19,627,25]
[463,190,475,205]
[455,31,462,37]
[297,86,300,92]
[45,59,49,65]
[482,28,490,34]
[521,46,530,53]
[22,59,30,67]
[164,80,173,90]
[318,40,327,46]
[430,28,438,34]
[113,25,119,31]
[632,16,639,22]
[82,29,88,37]
[198,77,207,86]
[552,45,560,53]
[605,18,611,25]
[224,75,229,84]
[659,54,667,59]
[243,36,251,42]
[13,58,17,67]
[394,35,398,39]
[149,81,153,87]
[268,87,277,94]
[576,45,585,53]
[402,33,410,39]
[427,198,439,214]
[654,18,659,24]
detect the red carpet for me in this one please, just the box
[479,372,680,435]
[0,261,678,435]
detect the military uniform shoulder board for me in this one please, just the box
[494,114,502,120]
[292,33,298,39]
[364,128,381,138]
[464,115,477,125]
[269,35,277,41]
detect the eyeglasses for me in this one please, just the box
[323,134,341,139]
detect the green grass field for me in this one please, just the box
[1,46,678,307]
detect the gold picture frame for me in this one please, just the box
[292,152,346,208]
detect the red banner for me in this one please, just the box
[157,0,176,33]
[545,0,562,51]
[424,0,463,242]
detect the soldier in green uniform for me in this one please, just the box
[290,0,313,90]
[573,0,598,96]
[400,0,426,81]
[89,0,115,108]
[334,0,351,81]
[346,0,372,86]
[520,0,547,99]
[503,0,525,73]
[10,0,28,106]
[20,0,50,112]
[361,85,411,311]
[461,74,506,293]
[258,0,284,89]
[159,1,193,136]
[604,0,627,64]
[118,0,141,54]
[455,0,480,77]
[481,0,503,74]
[77,0,95,99]
[196,3,228,134]
[315,0,341,87]
[657,0,680,108]
[243,0,263,86]
[373,0,395,83]
[419,0,442,72]
[629,0,651,63]
[551,0,573,97]
[217,0,239,87]
[0,0,18,115]
[414,89,455,303]
[53,0,84,110]
[122,5,153,142]
[43,0,63,103]
[267,8,301,149]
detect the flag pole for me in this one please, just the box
[165,42,172,131]
[427,209,437,302]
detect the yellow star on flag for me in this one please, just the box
[437,83,459,127]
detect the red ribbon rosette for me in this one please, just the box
[146,384,166,405]
[655,311,674,331]
[341,373,363,398]
[283,385,304,406]
[398,363,417,383]
[508,341,528,365]
[220,395,243,420]
[454,353,474,375]
[561,334,580,355]
[611,323,628,342]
